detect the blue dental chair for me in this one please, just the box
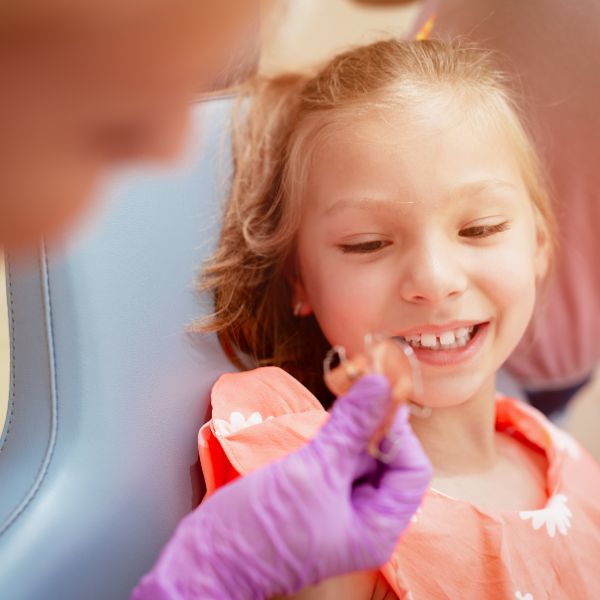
[0,96,235,599]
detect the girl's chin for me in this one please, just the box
[415,381,494,409]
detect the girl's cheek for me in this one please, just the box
[334,272,390,315]
[480,235,537,277]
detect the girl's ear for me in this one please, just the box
[287,270,313,317]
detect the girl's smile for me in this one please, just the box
[394,321,490,367]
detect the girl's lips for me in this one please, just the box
[397,320,482,337]
[408,322,490,367]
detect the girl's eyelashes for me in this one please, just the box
[338,239,392,254]
[337,221,510,254]
[459,221,511,238]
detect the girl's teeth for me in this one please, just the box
[439,331,455,346]
[401,325,477,350]
[421,333,437,348]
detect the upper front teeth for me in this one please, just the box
[402,326,475,350]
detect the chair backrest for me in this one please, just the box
[0,96,236,599]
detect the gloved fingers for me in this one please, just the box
[312,374,393,472]
[379,404,432,472]
[349,449,381,485]
[350,482,422,567]
[354,458,431,535]
[371,450,432,509]
[351,407,431,535]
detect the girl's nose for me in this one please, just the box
[399,238,468,305]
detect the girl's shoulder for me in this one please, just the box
[495,394,589,461]
[199,367,328,494]
[210,366,324,419]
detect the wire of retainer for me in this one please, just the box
[323,336,430,463]
[365,333,430,417]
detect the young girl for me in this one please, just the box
[195,39,600,598]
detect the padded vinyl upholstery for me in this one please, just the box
[0,97,235,599]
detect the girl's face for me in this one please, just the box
[292,104,549,407]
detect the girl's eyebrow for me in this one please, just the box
[449,179,521,200]
[322,197,413,216]
[322,179,521,216]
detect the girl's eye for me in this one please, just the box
[459,221,510,238]
[339,240,391,254]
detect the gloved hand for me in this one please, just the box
[131,374,432,599]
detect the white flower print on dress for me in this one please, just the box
[213,411,272,437]
[515,592,533,600]
[519,493,572,537]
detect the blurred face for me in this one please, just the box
[292,103,549,407]
[0,0,261,250]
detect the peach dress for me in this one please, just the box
[199,367,600,599]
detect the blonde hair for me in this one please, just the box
[194,38,556,406]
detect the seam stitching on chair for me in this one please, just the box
[0,243,60,536]
[0,254,16,455]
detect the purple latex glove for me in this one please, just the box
[131,374,432,599]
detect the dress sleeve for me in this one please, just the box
[198,366,328,496]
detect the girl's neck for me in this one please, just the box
[409,377,499,477]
